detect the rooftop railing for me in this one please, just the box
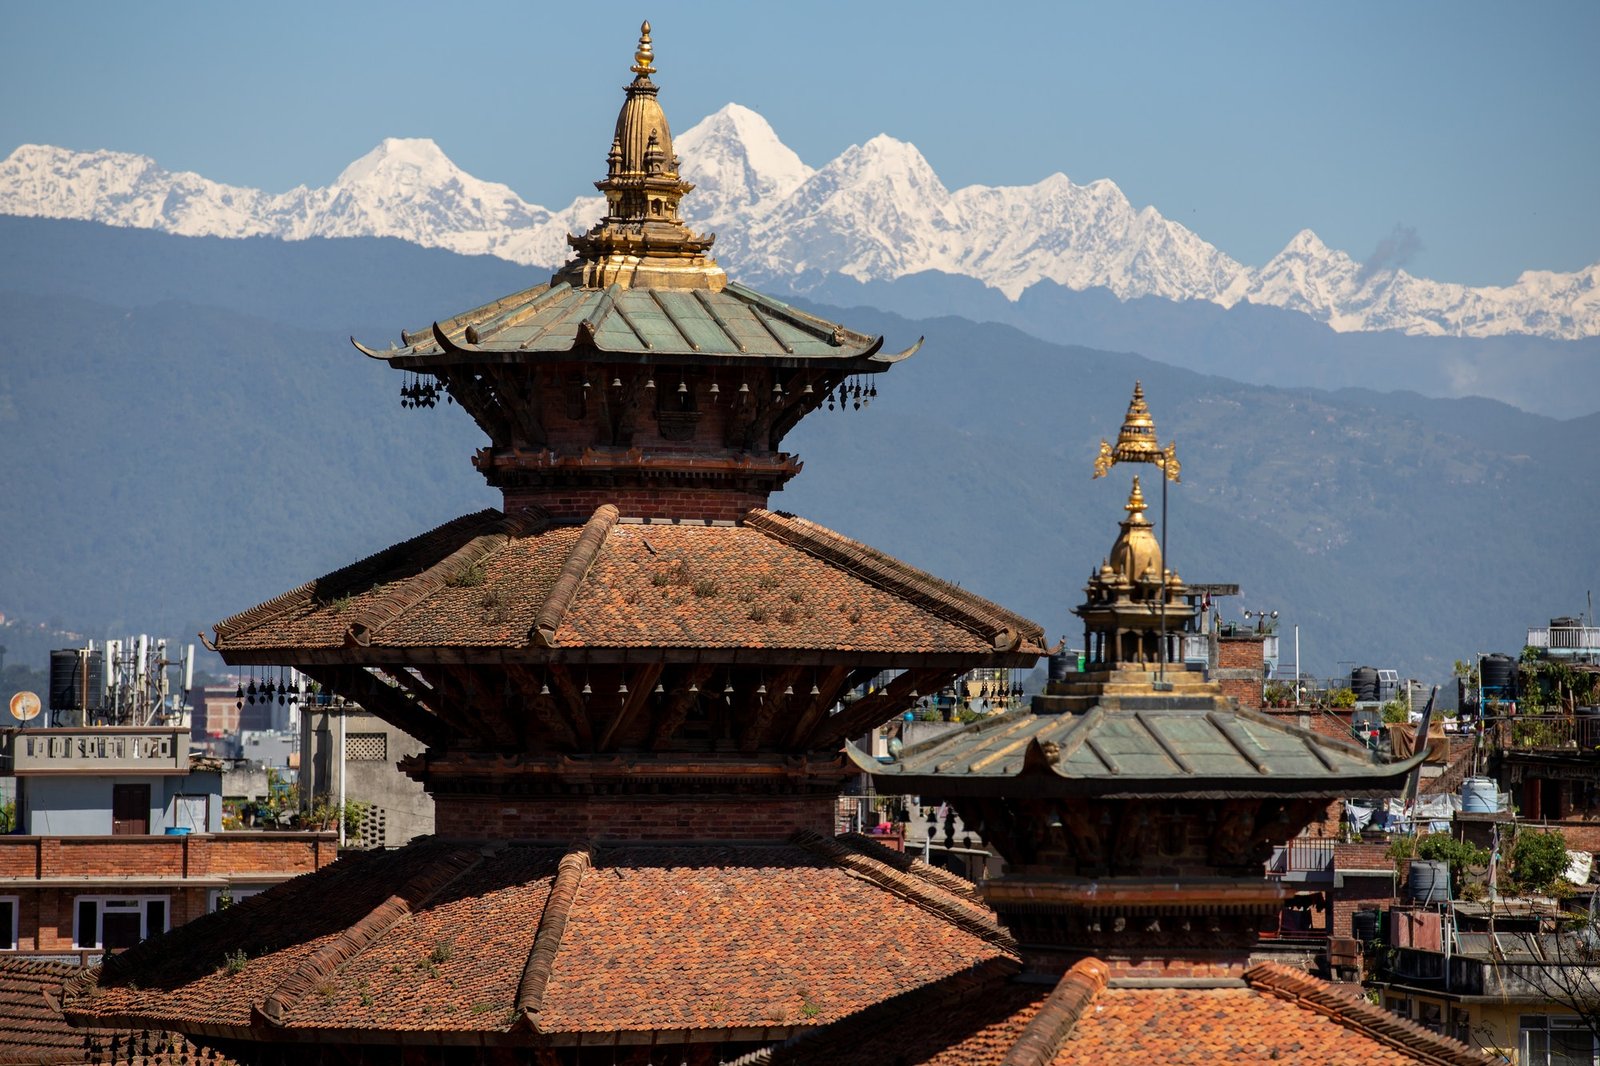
[1526,625,1600,654]
[1489,714,1600,752]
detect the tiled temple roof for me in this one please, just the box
[0,958,226,1066]
[211,506,1045,664]
[64,835,1016,1046]
[850,698,1426,799]
[748,959,1493,1066]
[354,281,919,368]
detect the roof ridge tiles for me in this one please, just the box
[1000,957,1110,1066]
[515,841,594,1027]
[400,283,556,349]
[256,846,482,1027]
[834,831,986,905]
[346,507,552,647]
[213,509,507,645]
[533,505,620,647]
[1243,962,1493,1066]
[745,510,1044,652]
[790,830,1017,951]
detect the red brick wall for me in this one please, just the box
[501,486,768,521]
[1329,874,1397,940]
[1218,637,1266,670]
[1219,677,1262,709]
[0,833,336,952]
[433,793,834,841]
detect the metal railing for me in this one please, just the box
[1489,714,1600,752]
[1265,838,1336,877]
[1526,626,1600,653]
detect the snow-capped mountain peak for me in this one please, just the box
[2,111,1594,340]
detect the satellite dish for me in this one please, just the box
[10,691,41,722]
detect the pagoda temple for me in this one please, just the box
[64,23,1045,1066]
[749,387,1486,1065]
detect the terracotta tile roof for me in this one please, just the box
[65,836,1016,1045]
[0,958,225,1066]
[756,959,1495,1066]
[211,506,1046,661]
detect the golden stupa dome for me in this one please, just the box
[1107,476,1162,585]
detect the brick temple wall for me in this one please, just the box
[433,793,835,841]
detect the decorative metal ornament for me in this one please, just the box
[1093,380,1180,482]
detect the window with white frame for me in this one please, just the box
[1520,1014,1597,1066]
[73,896,168,951]
[208,885,270,912]
[0,896,17,950]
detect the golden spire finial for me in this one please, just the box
[1126,475,1147,515]
[1093,380,1180,482]
[631,20,656,78]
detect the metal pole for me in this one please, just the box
[1158,469,1169,685]
[1294,625,1301,707]
[337,709,347,849]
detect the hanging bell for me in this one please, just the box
[654,682,665,694]
[678,380,688,395]
[581,681,592,696]
[709,382,720,396]
[772,380,783,396]
[612,377,623,388]
[723,680,734,695]
[645,377,656,390]
[783,685,794,696]
[235,682,244,698]
[756,683,768,696]
[738,382,750,394]
[803,382,814,394]
[810,683,821,696]
[539,682,551,696]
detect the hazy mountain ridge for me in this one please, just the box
[4,104,1596,339]
[1,219,1594,680]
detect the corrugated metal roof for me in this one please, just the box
[852,701,1425,797]
[356,281,919,367]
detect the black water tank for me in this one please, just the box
[48,649,104,711]
[1351,909,1380,943]
[1551,616,1581,629]
[1351,666,1380,703]
[1048,651,1074,683]
[1481,653,1516,695]
[1457,678,1478,718]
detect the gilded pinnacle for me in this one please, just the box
[1093,380,1180,482]
[1126,476,1147,516]
[631,21,656,77]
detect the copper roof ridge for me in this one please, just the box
[1243,962,1493,1066]
[744,510,1044,652]
[345,507,552,647]
[789,829,1017,952]
[255,846,482,1027]
[213,509,507,645]
[833,831,986,905]
[515,841,593,1028]
[399,283,559,350]
[532,505,621,647]
[1000,957,1110,1066]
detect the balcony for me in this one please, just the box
[0,727,191,776]
[1489,714,1600,754]
[1526,625,1600,657]
[1265,838,1335,883]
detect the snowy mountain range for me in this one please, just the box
[3,103,1595,340]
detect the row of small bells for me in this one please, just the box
[400,370,879,411]
[234,667,306,710]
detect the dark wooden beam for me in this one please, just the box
[409,664,494,745]
[546,664,595,750]
[785,666,868,748]
[300,665,450,749]
[439,664,521,748]
[441,371,513,448]
[739,666,806,753]
[650,664,715,750]
[811,669,950,750]
[505,664,578,749]
[595,662,663,751]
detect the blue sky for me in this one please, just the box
[3,1,1596,286]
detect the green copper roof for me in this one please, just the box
[355,281,921,368]
[850,701,1426,799]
